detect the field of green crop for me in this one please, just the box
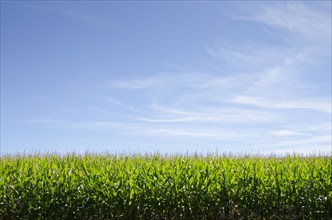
[0,153,331,219]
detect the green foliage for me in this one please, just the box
[0,153,331,219]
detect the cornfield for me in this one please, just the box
[0,153,331,219]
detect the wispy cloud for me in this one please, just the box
[149,104,279,124]
[206,44,293,67]
[23,119,68,124]
[103,98,136,112]
[107,77,165,90]
[270,130,313,137]
[233,96,331,114]
[130,127,253,140]
[237,1,331,42]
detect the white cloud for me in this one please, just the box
[129,127,254,140]
[150,104,279,124]
[305,123,332,133]
[237,2,331,43]
[23,119,67,124]
[103,98,136,111]
[206,43,297,68]
[107,77,164,90]
[271,130,313,137]
[207,47,262,65]
[233,95,331,114]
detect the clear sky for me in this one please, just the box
[1,1,331,155]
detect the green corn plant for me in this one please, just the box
[0,153,331,219]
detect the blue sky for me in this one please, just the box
[1,1,331,155]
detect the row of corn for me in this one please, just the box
[0,153,331,219]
